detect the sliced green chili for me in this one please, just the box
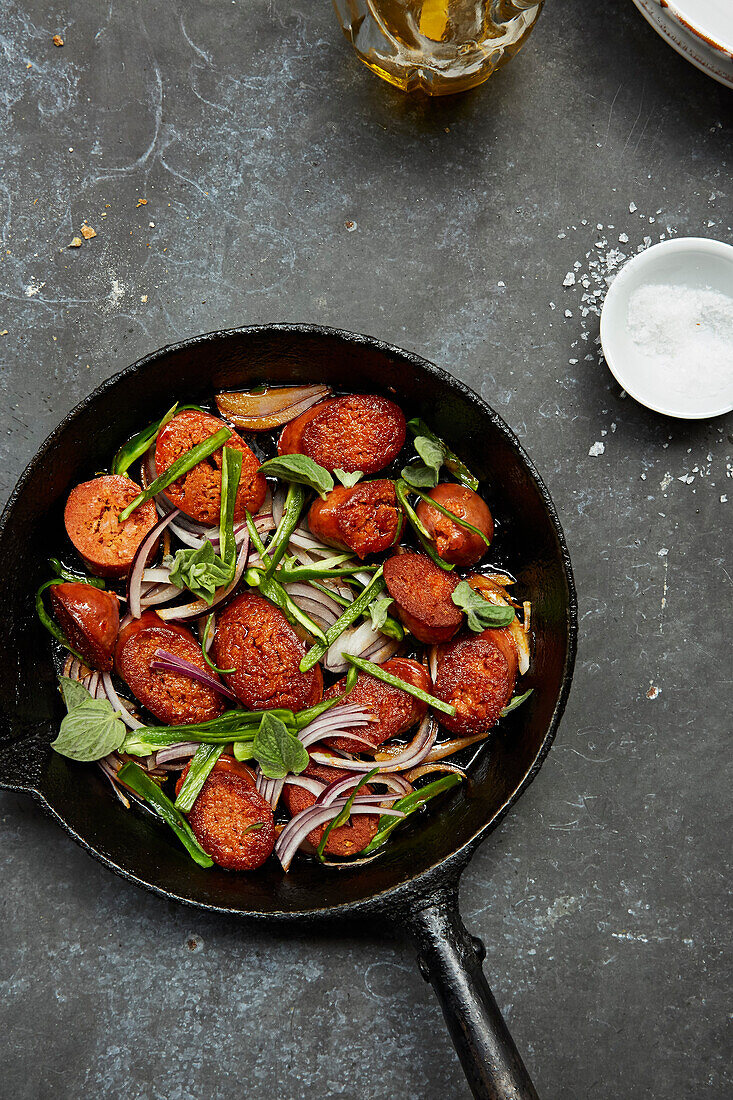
[111,402,182,477]
[360,773,463,854]
[247,569,328,644]
[500,688,533,716]
[263,483,307,580]
[309,579,404,641]
[117,761,213,868]
[218,446,243,569]
[275,563,379,583]
[409,485,491,547]
[174,744,224,813]
[343,653,456,716]
[317,768,378,861]
[300,567,385,673]
[395,480,454,573]
[49,559,106,587]
[201,614,235,675]
[245,510,272,569]
[119,426,232,522]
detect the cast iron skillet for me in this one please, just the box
[0,324,576,1100]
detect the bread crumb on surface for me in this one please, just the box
[69,237,82,248]
[136,198,148,207]
[81,224,96,239]
[53,34,64,46]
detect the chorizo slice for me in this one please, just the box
[278,394,406,475]
[50,582,119,672]
[187,771,275,871]
[383,552,462,644]
[283,762,378,857]
[432,628,518,737]
[175,755,257,796]
[415,484,493,568]
[307,479,403,559]
[155,409,265,525]
[323,657,430,753]
[212,591,323,712]
[115,610,225,725]
[64,475,158,578]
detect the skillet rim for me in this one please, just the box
[0,322,578,920]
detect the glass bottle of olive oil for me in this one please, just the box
[332,0,544,95]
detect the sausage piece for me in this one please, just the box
[187,770,275,871]
[64,475,158,578]
[115,610,225,725]
[324,657,430,753]
[307,479,403,559]
[50,583,119,671]
[433,628,518,737]
[155,409,266,525]
[415,484,493,568]
[283,763,378,857]
[213,592,323,712]
[383,552,462,644]
[175,755,258,796]
[278,394,406,475]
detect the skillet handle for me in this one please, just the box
[403,881,539,1100]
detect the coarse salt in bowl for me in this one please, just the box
[600,237,733,419]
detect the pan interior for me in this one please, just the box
[0,327,575,916]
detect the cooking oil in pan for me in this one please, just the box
[332,0,544,94]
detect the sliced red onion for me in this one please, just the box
[323,621,399,675]
[128,510,181,619]
[316,772,411,805]
[284,776,327,797]
[296,704,377,749]
[158,533,249,621]
[272,487,286,528]
[101,673,144,729]
[283,584,341,630]
[142,567,174,584]
[275,800,405,872]
[150,648,239,701]
[140,583,183,609]
[154,742,199,766]
[310,714,438,774]
[429,645,439,681]
[98,759,131,808]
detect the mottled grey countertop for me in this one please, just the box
[0,2,730,1097]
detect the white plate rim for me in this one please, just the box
[631,0,733,88]
[600,236,733,421]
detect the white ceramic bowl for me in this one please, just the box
[631,0,733,88]
[600,237,733,419]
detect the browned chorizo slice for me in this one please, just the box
[415,484,493,568]
[50,583,119,671]
[433,628,518,737]
[187,771,275,871]
[212,592,323,712]
[64,475,158,578]
[155,409,266,525]
[115,610,225,725]
[175,755,258,797]
[307,479,403,559]
[278,394,406,475]
[383,552,462,644]
[282,762,378,857]
[323,657,430,753]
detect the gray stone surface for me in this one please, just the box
[0,2,731,1097]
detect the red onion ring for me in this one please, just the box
[275,800,405,872]
[310,714,438,774]
[101,672,142,729]
[128,510,181,619]
[150,648,239,702]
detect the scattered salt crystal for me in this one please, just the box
[721,495,728,503]
[563,272,575,287]
[629,202,637,213]
[626,282,733,406]
[678,474,695,484]
[497,280,505,287]
[588,441,605,456]
[564,309,572,318]
[658,547,668,556]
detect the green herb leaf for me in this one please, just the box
[451,580,516,632]
[168,541,232,605]
[118,425,232,522]
[368,596,394,632]
[117,761,213,868]
[334,468,363,488]
[317,768,378,861]
[407,419,479,492]
[414,434,446,479]
[252,712,309,779]
[51,687,126,762]
[500,688,533,716]
[258,454,334,498]
[400,463,438,489]
[343,653,456,716]
[59,675,91,712]
[361,773,463,855]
